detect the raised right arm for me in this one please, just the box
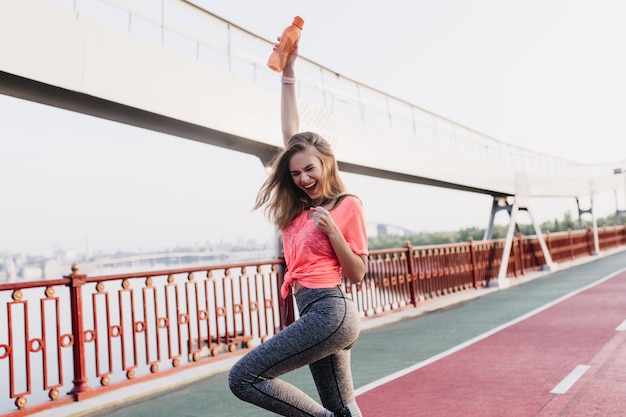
[281,41,300,147]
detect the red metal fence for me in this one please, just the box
[1,226,625,415]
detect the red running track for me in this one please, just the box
[357,271,626,417]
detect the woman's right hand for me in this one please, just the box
[282,40,299,78]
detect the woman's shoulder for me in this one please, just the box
[333,194,362,210]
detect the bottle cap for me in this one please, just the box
[292,16,304,30]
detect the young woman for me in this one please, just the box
[228,42,368,417]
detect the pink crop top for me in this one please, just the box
[280,195,368,298]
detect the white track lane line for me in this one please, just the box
[550,365,590,394]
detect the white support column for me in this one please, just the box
[495,199,518,289]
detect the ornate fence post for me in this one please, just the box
[587,227,594,255]
[545,230,552,259]
[468,237,477,289]
[66,264,94,400]
[517,232,524,276]
[404,241,417,306]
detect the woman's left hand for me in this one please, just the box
[311,206,338,236]
[311,205,367,283]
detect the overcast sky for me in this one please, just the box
[1,0,625,256]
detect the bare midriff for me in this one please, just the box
[292,280,305,294]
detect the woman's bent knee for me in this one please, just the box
[228,361,249,398]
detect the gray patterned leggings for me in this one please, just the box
[228,285,361,417]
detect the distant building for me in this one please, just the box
[0,255,17,283]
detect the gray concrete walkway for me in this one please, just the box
[30,249,626,417]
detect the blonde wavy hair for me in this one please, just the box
[254,132,346,230]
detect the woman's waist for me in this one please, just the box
[293,285,349,313]
[289,273,342,293]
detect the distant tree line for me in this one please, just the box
[369,211,625,250]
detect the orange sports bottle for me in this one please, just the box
[267,16,304,72]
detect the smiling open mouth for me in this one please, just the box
[303,181,318,195]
